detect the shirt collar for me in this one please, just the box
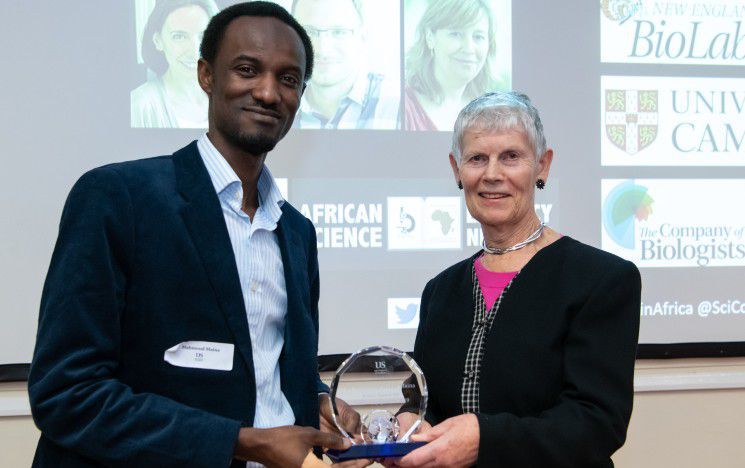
[299,71,373,115]
[197,133,285,224]
[346,71,373,105]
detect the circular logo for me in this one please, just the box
[601,0,640,22]
[603,181,653,249]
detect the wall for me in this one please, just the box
[2,358,745,467]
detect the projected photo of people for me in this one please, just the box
[404,0,511,131]
[289,0,401,130]
[131,0,218,128]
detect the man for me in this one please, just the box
[291,0,399,129]
[29,3,360,467]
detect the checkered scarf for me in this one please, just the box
[461,262,518,414]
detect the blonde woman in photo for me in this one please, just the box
[404,0,508,131]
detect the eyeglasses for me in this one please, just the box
[304,27,356,41]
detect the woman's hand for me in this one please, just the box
[394,414,480,468]
[380,412,432,467]
[397,411,432,440]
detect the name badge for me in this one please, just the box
[163,341,234,371]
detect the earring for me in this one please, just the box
[457,181,463,190]
[536,179,545,190]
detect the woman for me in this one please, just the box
[392,92,640,467]
[404,0,508,131]
[131,0,218,128]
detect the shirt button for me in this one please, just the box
[250,283,258,292]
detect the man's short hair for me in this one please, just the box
[291,0,363,22]
[200,1,315,81]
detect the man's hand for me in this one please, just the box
[319,393,361,438]
[234,425,350,468]
[318,394,372,466]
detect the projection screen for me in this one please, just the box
[1,0,744,374]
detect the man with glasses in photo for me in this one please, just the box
[291,0,399,130]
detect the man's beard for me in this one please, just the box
[216,112,282,155]
[223,127,279,155]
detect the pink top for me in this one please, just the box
[474,256,518,311]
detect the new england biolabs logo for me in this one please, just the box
[601,0,642,24]
[603,181,654,249]
[605,89,659,155]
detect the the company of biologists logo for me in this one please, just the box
[602,179,745,267]
[602,181,653,249]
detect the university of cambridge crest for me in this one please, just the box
[605,89,658,154]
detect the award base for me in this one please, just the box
[326,442,426,462]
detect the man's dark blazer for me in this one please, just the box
[28,141,326,467]
[414,237,641,468]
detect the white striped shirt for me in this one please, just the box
[197,134,295,467]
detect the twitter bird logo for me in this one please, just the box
[396,303,418,324]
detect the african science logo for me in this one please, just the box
[602,181,654,249]
[387,197,461,250]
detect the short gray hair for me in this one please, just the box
[451,91,547,165]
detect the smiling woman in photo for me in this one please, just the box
[404,0,509,131]
[131,0,219,128]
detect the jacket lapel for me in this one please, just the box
[275,210,313,421]
[172,142,257,403]
[276,212,309,345]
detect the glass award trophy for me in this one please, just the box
[325,346,428,462]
